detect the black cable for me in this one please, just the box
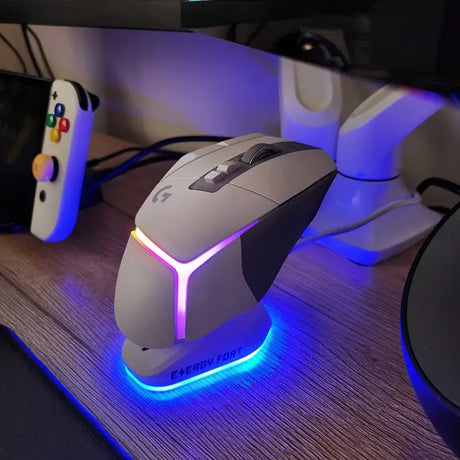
[24,25,55,79]
[0,32,28,74]
[21,24,43,77]
[86,146,145,167]
[244,22,267,46]
[117,151,184,172]
[93,151,185,183]
[88,135,229,189]
[416,177,460,197]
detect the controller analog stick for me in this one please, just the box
[32,154,59,182]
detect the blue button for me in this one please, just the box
[54,103,65,117]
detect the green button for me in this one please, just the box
[46,114,57,128]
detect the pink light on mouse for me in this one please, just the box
[132,221,258,341]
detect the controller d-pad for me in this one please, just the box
[52,91,58,100]
[54,103,65,117]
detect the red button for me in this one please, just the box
[59,117,70,132]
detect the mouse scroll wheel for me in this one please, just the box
[241,143,281,165]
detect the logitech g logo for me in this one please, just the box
[152,185,172,204]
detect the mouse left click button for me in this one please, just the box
[32,154,59,182]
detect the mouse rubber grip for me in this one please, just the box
[240,171,336,301]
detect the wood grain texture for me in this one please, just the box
[0,133,455,459]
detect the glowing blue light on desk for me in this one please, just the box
[125,327,273,394]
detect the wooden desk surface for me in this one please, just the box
[0,133,455,459]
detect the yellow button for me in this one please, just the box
[50,128,61,143]
[32,154,56,182]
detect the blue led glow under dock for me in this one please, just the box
[125,327,272,393]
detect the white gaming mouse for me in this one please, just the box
[114,133,336,390]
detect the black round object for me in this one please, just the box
[271,30,349,71]
[401,202,460,456]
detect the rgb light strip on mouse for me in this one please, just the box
[132,220,258,341]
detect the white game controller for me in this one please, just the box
[30,79,99,242]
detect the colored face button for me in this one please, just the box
[50,128,61,143]
[54,103,65,117]
[32,154,58,182]
[46,114,57,128]
[58,117,70,133]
